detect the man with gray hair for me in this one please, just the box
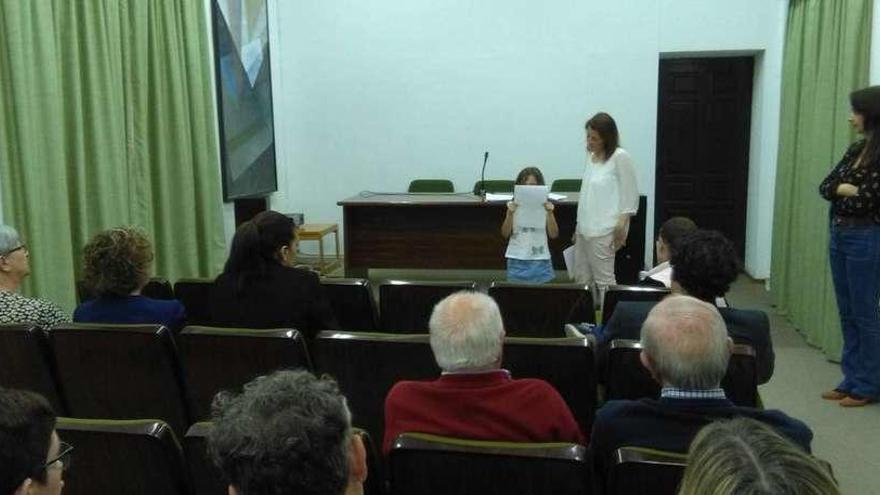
[383,291,583,453]
[590,295,812,483]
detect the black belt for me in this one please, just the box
[832,215,877,227]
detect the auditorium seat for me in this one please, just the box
[0,324,67,414]
[502,336,598,437]
[550,179,582,192]
[378,280,477,333]
[178,326,312,421]
[77,277,175,303]
[57,418,190,495]
[605,339,759,407]
[601,285,670,323]
[321,277,379,331]
[472,179,516,194]
[388,433,590,495]
[488,282,594,337]
[173,278,214,326]
[607,446,687,495]
[184,422,226,495]
[48,324,191,437]
[408,179,455,193]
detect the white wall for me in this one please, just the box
[259,0,786,274]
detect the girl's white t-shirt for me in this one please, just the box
[576,147,639,238]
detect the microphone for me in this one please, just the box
[479,151,489,199]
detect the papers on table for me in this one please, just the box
[548,193,567,201]
[513,185,550,229]
[485,193,513,202]
[563,245,576,279]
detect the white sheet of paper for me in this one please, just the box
[548,193,567,201]
[563,245,576,279]
[513,185,549,229]
[485,193,513,202]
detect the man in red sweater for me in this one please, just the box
[382,291,585,453]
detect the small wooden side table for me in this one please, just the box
[298,223,340,274]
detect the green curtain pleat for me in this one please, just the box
[771,0,872,360]
[0,0,226,312]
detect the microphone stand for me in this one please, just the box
[479,151,489,201]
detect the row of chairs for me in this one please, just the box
[130,276,670,334]
[408,178,583,194]
[0,323,758,456]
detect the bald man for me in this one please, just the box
[590,295,811,484]
[382,291,584,453]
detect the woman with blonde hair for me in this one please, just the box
[678,417,839,495]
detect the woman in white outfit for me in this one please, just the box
[573,112,638,305]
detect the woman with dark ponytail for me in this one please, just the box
[209,211,338,337]
[819,86,880,407]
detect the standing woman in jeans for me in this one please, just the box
[819,86,880,407]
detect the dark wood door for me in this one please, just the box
[655,57,753,259]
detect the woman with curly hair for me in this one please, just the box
[73,227,185,332]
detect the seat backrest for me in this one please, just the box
[550,179,582,192]
[173,278,215,326]
[0,324,67,414]
[48,324,191,437]
[389,433,589,495]
[601,285,670,324]
[378,280,477,333]
[605,340,759,407]
[408,179,455,193]
[57,418,190,495]
[502,337,597,437]
[607,446,687,495]
[178,326,312,421]
[321,278,379,331]
[473,179,516,194]
[311,331,438,444]
[184,422,227,495]
[489,282,594,337]
[77,277,174,303]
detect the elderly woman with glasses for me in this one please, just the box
[0,224,69,327]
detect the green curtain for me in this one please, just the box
[0,1,227,312]
[771,0,872,360]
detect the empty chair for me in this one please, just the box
[502,336,597,438]
[488,282,594,337]
[408,179,455,193]
[607,446,687,495]
[184,422,227,495]
[550,179,582,192]
[378,280,477,333]
[57,418,190,495]
[473,179,516,194]
[601,285,670,323]
[178,326,312,421]
[605,339,758,407]
[311,331,438,444]
[77,277,174,303]
[389,433,590,495]
[174,278,214,326]
[0,324,66,414]
[48,324,191,437]
[321,278,379,331]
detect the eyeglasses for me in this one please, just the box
[1,244,26,257]
[44,442,74,472]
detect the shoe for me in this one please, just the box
[821,389,848,400]
[840,394,875,407]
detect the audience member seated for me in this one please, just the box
[0,225,69,327]
[73,227,186,332]
[209,211,338,337]
[638,216,697,288]
[591,295,812,486]
[678,417,839,495]
[208,370,367,495]
[0,387,71,495]
[383,291,584,453]
[603,229,774,383]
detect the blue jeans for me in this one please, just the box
[829,223,880,399]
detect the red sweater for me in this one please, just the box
[383,369,585,453]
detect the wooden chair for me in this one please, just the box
[389,433,590,495]
[57,418,190,495]
[0,324,66,414]
[408,179,454,193]
[173,278,215,326]
[489,282,594,337]
[473,179,515,194]
[321,278,379,331]
[607,446,687,495]
[601,285,670,324]
[178,326,312,421]
[378,280,477,333]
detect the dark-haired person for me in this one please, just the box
[0,225,69,327]
[501,166,559,283]
[819,85,880,407]
[602,230,774,384]
[639,216,697,288]
[0,388,71,495]
[572,112,639,306]
[209,370,367,495]
[208,211,338,337]
[74,227,185,332]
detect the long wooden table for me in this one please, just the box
[338,193,645,283]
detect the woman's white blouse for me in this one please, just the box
[576,147,638,238]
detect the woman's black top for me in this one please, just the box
[819,140,880,223]
[209,264,339,338]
